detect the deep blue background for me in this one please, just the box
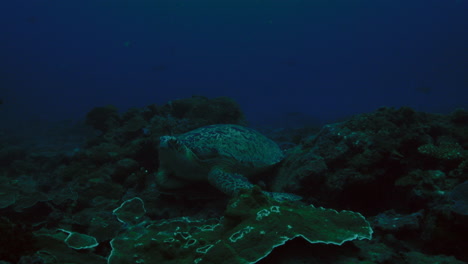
[1,0,467,127]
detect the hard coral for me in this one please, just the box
[108,187,372,264]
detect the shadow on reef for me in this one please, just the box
[0,97,467,264]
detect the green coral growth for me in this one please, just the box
[58,229,99,250]
[108,187,372,264]
[112,197,146,225]
[418,142,464,160]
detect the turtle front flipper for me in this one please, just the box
[207,168,255,196]
[207,168,302,201]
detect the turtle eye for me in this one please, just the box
[168,139,182,151]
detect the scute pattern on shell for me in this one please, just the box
[177,124,284,168]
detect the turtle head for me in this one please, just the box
[159,135,196,160]
[159,136,184,152]
[159,135,200,166]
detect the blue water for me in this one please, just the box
[1,0,467,125]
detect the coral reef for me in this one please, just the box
[0,100,467,264]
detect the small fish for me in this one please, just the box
[123,41,132,47]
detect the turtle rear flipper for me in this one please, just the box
[262,191,303,202]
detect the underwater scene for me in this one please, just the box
[1,0,467,264]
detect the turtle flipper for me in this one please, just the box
[262,191,303,202]
[208,168,302,201]
[208,168,254,196]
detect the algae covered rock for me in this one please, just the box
[108,187,372,264]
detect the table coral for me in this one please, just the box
[108,187,372,264]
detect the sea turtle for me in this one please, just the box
[156,124,301,201]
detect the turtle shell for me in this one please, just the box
[176,124,284,169]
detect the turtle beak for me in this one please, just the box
[159,136,180,150]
